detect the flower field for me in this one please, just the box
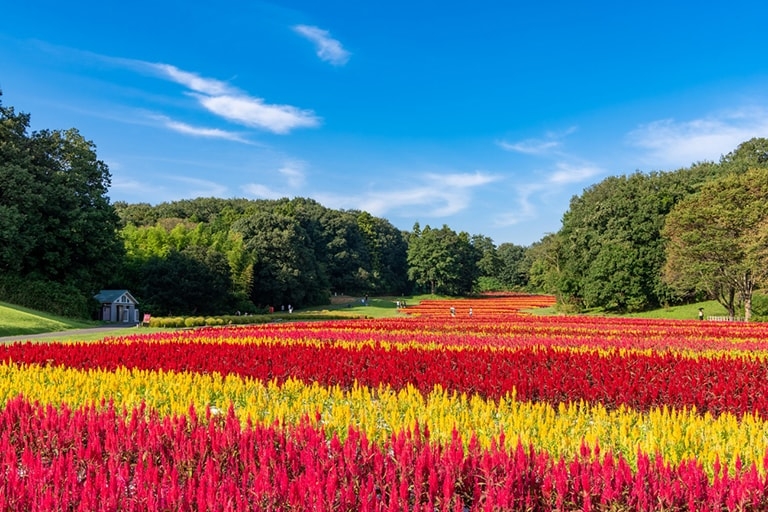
[3,295,768,510]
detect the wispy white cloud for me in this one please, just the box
[109,174,229,204]
[109,175,146,194]
[170,176,229,198]
[498,127,577,155]
[547,162,604,185]
[293,25,350,66]
[278,162,306,188]
[241,160,307,199]
[498,139,560,155]
[132,61,320,134]
[626,108,768,168]
[492,160,604,229]
[241,183,288,200]
[195,94,319,134]
[31,46,320,134]
[493,184,542,226]
[149,63,231,95]
[317,171,499,217]
[150,114,250,142]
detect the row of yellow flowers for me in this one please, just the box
[3,361,765,477]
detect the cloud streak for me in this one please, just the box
[278,162,306,188]
[493,160,604,229]
[241,183,287,200]
[240,160,307,199]
[110,173,229,204]
[497,127,577,155]
[547,162,603,185]
[493,125,606,229]
[195,94,319,134]
[293,25,350,66]
[150,115,250,142]
[170,176,229,197]
[142,62,321,134]
[626,109,768,168]
[317,171,499,218]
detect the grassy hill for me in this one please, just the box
[0,302,98,337]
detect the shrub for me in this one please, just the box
[0,275,93,319]
[750,292,768,322]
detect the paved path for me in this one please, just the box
[0,324,137,343]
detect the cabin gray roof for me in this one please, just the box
[93,289,138,304]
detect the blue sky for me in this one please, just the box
[3,1,768,246]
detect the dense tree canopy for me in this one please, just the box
[663,166,768,321]
[521,138,768,314]
[407,223,479,295]
[0,96,123,315]
[13,98,768,320]
[117,197,412,315]
[496,243,528,290]
[539,162,724,312]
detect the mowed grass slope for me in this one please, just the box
[0,302,97,337]
[301,294,438,319]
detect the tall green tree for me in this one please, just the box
[496,242,528,289]
[555,164,721,311]
[471,235,503,291]
[316,209,371,295]
[719,137,768,173]
[0,97,123,297]
[232,209,328,308]
[663,167,768,321]
[407,223,479,295]
[137,247,234,316]
[0,101,37,274]
[356,212,409,295]
[524,234,562,295]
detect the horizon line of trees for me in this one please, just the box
[531,137,768,321]
[4,95,768,321]
[114,197,530,316]
[0,94,530,318]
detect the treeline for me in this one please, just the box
[0,97,124,318]
[114,198,530,316]
[116,197,411,315]
[5,94,768,320]
[0,97,529,318]
[531,138,768,320]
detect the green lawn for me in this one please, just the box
[299,294,432,319]
[525,299,730,321]
[0,301,98,337]
[623,300,729,321]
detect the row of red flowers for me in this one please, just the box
[118,314,768,353]
[1,396,765,512]
[3,332,766,418]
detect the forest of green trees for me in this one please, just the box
[112,197,531,316]
[0,97,528,317]
[531,138,768,320]
[3,96,768,320]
